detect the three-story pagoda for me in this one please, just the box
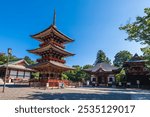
[28,11,75,87]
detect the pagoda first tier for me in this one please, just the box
[28,11,75,87]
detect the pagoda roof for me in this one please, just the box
[84,62,118,73]
[125,53,147,63]
[31,25,74,43]
[29,60,75,71]
[27,42,74,56]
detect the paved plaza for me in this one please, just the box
[0,84,150,100]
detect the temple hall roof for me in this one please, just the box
[0,59,34,71]
[85,62,118,73]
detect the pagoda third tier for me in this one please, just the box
[31,25,74,44]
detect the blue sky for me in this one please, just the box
[0,0,150,66]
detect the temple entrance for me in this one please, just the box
[98,76,102,84]
[98,76,106,86]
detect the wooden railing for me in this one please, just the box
[30,79,71,87]
[37,57,66,64]
[51,41,65,49]
[29,79,82,88]
[39,41,65,49]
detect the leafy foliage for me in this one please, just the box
[10,55,19,62]
[0,53,19,65]
[115,69,126,83]
[94,50,111,65]
[119,8,150,45]
[31,72,39,79]
[119,7,150,68]
[24,56,35,65]
[0,53,7,65]
[113,50,132,67]
[0,52,35,65]
[63,65,93,82]
[62,73,68,80]
[83,64,93,69]
[141,46,150,68]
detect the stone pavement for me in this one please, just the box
[0,84,150,100]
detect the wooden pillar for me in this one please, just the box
[8,69,10,77]
[16,70,18,79]
[105,74,108,86]
[8,69,11,82]
[23,70,25,79]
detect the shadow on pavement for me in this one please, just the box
[0,84,29,88]
[18,91,131,100]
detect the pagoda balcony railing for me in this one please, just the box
[49,57,66,64]
[126,69,148,74]
[36,59,42,63]
[37,57,66,64]
[51,41,65,49]
[39,43,48,47]
[39,41,65,49]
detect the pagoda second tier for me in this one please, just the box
[27,42,74,57]
[31,25,74,44]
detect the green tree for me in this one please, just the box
[71,65,83,82]
[31,72,39,79]
[83,64,93,69]
[119,8,150,45]
[113,50,132,67]
[0,53,7,65]
[119,8,150,68]
[94,50,111,65]
[63,65,93,82]
[24,56,35,65]
[0,53,19,65]
[62,73,68,80]
[115,69,126,83]
[82,64,93,81]
[141,46,150,68]
[9,55,19,62]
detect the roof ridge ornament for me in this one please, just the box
[53,9,56,26]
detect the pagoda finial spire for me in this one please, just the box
[53,9,56,26]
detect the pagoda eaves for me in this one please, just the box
[27,43,74,57]
[31,25,74,43]
[29,61,75,71]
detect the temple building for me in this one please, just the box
[28,11,75,87]
[85,62,118,86]
[123,54,150,88]
[0,59,33,83]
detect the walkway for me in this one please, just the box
[0,84,150,100]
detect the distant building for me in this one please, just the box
[85,62,118,86]
[0,59,34,83]
[123,54,150,88]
